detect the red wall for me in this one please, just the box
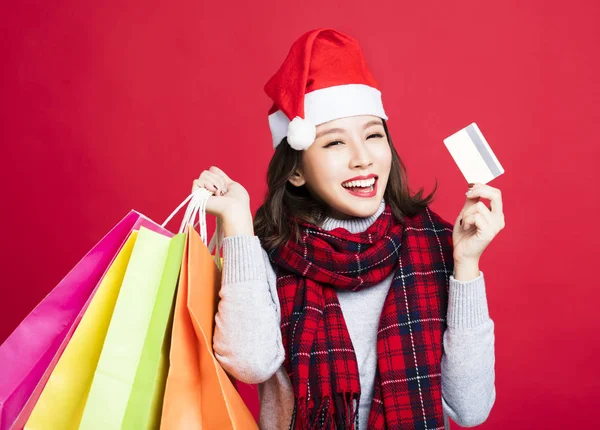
[1,1,598,428]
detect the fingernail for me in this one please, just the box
[466,189,472,195]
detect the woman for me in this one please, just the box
[194,28,503,429]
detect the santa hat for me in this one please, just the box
[264,28,388,151]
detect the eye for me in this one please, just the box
[324,140,343,148]
[324,133,384,148]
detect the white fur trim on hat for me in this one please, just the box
[286,116,316,150]
[268,83,387,149]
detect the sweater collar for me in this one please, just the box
[318,198,386,233]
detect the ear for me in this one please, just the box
[288,169,306,187]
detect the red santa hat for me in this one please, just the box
[264,28,388,151]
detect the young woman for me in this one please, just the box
[193,28,503,430]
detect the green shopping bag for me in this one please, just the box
[122,233,185,429]
[78,226,185,430]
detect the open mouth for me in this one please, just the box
[341,176,378,197]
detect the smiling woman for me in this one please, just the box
[194,28,497,430]
[254,115,438,250]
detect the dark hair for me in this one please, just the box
[254,119,438,250]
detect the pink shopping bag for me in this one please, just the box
[0,211,173,430]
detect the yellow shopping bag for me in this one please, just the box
[24,232,139,430]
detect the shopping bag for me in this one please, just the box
[24,231,139,430]
[0,211,142,430]
[78,226,180,430]
[161,189,257,430]
[9,215,174,430]
[121,232,185,429]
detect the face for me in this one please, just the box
[288,115,392,220]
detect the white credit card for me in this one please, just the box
[443,122,504,184]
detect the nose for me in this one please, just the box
[349,139,373,169]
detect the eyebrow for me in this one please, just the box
[315,119,384,139]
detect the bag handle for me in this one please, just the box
[162,188,223,269]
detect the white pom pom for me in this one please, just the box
[287,116,316,150]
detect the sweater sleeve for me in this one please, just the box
[212,235,285,384]
[441,270,496,427]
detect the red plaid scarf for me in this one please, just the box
[267,204,454,429]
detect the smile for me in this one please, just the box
[341,177,378,198]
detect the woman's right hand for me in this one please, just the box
[191,166,251,220]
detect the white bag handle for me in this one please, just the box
[162,188,223,269]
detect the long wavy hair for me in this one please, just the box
[254,119,438,250]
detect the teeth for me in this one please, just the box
[342,178,376,188]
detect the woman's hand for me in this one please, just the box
[191,166,253,236]
[452,183,505,272]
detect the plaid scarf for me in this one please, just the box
[267,204,454,429]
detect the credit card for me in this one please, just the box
[443,122,504,184]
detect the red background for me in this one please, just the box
[1,1,598,428]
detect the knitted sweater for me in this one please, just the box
[213,200,496,429]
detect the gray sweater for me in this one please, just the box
[213,200,496,429]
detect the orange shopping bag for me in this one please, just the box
[160,189,257,430]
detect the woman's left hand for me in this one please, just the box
[453,183,505,264]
